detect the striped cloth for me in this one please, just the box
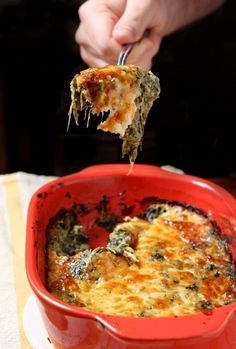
[0,172,55,349]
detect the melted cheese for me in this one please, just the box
[47,203,236,317]
[69,64,160,164]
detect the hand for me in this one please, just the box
[75,0,165,69]
[75,0,225,69]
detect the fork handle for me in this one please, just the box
[117,44,134,65]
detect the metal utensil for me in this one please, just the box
[117,44,134,65]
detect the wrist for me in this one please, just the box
[160,0,226,37]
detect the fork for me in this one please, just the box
[117,44,134,65]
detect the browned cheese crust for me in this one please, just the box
[46,202,236,317]
[69,64,160,164]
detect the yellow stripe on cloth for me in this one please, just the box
[1,172,54,349]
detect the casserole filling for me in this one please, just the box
[46,201,236,317]
[69,64,160,164]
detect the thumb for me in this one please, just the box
[112,0,155,44]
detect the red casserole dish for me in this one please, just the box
[26,164,236,349]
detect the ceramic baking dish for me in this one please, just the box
[26,164,236,349]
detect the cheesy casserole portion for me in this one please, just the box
[69,64,160,164]
[46,202,236,317]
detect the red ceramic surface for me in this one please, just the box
[26,164,236,349]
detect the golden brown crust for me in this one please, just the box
[47,203,236,317]
[69,64,160,164]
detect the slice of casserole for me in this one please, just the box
[69,64,160,164]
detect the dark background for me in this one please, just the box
[0,0,235,178]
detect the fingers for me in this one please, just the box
[76,23,117,61]
[75,0,164,68]
[75,24,98,57]
[80,46,109,67]
[77,23,121,66]
[76,0,124,67]
[78,25,162,69]
[111,0,163,68]
[77,0,122,56]
[126,28,163,69]
[112,0,158,44]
